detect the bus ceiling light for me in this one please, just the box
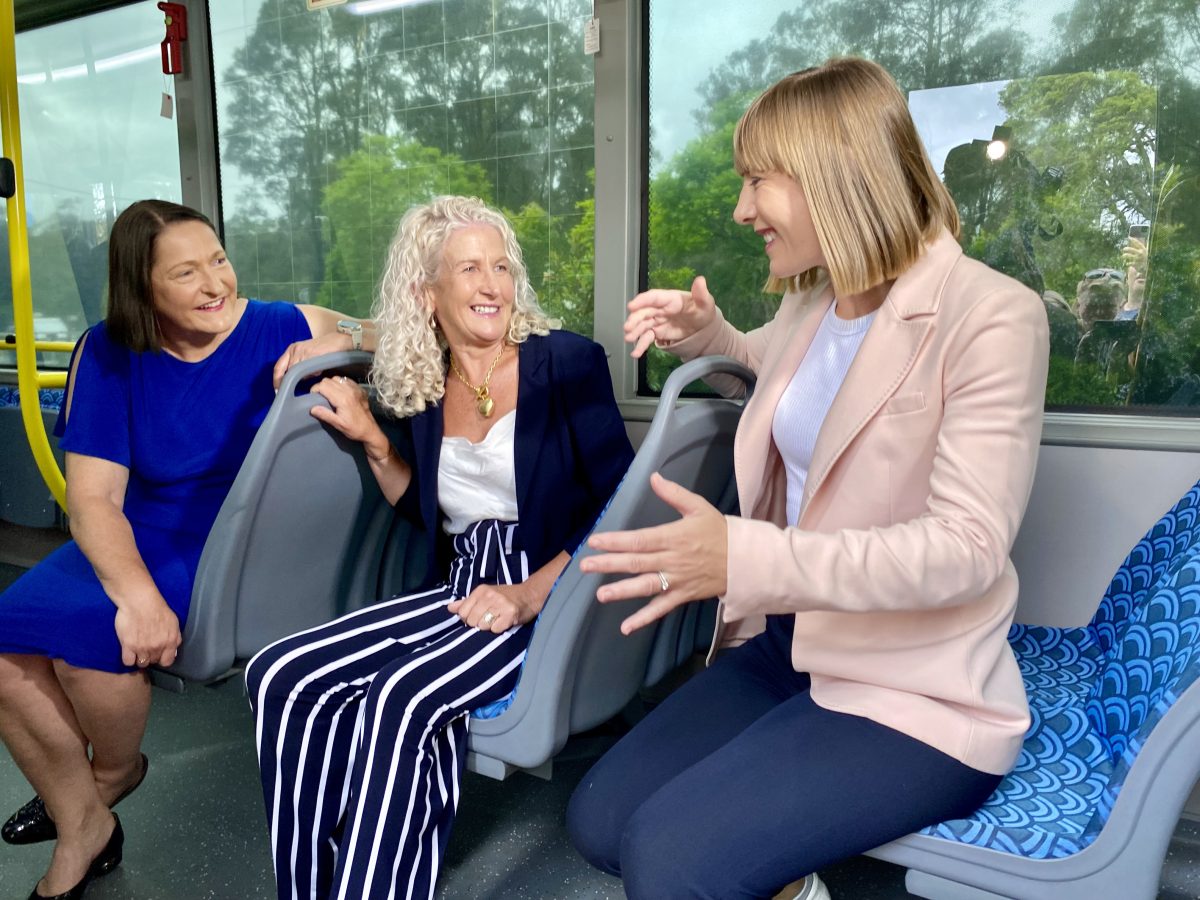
[346,0,433,13]
[986,125,1013,162]
[16,45,158,84]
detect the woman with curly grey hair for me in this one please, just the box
[246,196,633,900]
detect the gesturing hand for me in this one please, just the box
[580,472,728,635]
[625,276,718,359]
[448,583,539,633]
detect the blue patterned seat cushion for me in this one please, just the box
[0,385,65,411]
[918,481,1200,860]
[919,623,1112,858]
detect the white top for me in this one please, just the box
[772,302,876,526]
[438,410,519,534]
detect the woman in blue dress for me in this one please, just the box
[0,199,372,900]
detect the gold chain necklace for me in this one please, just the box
[449,344,506,417]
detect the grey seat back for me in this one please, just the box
[168,351,425,682]
[467,355,754,777]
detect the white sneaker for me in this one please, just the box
[775,873,832,900]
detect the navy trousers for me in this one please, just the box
[567,615,1003,900]
[247,520,534,900]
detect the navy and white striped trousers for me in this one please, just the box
[246,519,535,900]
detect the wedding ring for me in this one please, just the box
[137,657,149,666]
[481,610,496,627]
[657,571,670,592]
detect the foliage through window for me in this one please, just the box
[211,0,596,337]
[645,0,1200,413]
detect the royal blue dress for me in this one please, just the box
[0,300,311,673]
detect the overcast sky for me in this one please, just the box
[648,0,1058,171]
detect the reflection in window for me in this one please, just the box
[1,1,181,366]
[210,0,597,337]
[645,0,1200,412]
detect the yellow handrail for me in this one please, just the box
[4,338,75,353]
[1,0,67,510]
[32,340,76,353]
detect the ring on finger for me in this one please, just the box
[137,656,149,666]
[657,571,670,592]
[481,610,496,627]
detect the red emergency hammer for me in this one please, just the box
[158,2,188,75]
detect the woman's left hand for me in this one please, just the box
[580,472,728,635]
[449,583,540,633]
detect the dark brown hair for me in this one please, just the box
[106,200,218,352]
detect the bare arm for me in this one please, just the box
[66,453,181,667]
[273,305,379,388]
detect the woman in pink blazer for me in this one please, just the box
[567,58,1050,900]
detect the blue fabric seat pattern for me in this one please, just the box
[0,385,65,411]
[919,479,1200,860]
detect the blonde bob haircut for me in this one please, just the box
[733,57,960,297]
[370,195,552,418]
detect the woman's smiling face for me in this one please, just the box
[149,220,240,351]
[428,224,516,351]
[733,171,825,280]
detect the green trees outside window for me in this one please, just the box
[212,0,597,338]
[645,0,1200,412]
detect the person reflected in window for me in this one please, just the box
[1074,267,1136,386]
[566,58,1049,900]
[0,199,373,900]
[1042,290,1081,359]
[245,196,633,900]
[1119,234,1148,321]
[1075,267,1125,331]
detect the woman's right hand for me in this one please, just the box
[310,376,391,459]
[114,596,181,668]
[625,275,718,358]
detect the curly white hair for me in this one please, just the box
[369,196,552,418]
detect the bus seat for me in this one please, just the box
[165,350,427,684]
[466,355,754,780]
[867,478,1200,900]
[0,386,65,528]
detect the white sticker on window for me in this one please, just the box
[584,17,600,55]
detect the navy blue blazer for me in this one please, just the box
[395,330,634,589]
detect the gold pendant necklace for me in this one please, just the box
[449,344,506,418]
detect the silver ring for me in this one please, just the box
[657,571,670,592]
[137,657,149,666]
[338,375,349,384]
[481,610,496,627]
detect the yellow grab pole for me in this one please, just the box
[1,0,67,510]
[33,340,76,353]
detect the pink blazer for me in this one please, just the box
[670,231,1049,775]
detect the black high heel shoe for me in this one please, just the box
[2,753,148,845]
[26,813,124,900]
